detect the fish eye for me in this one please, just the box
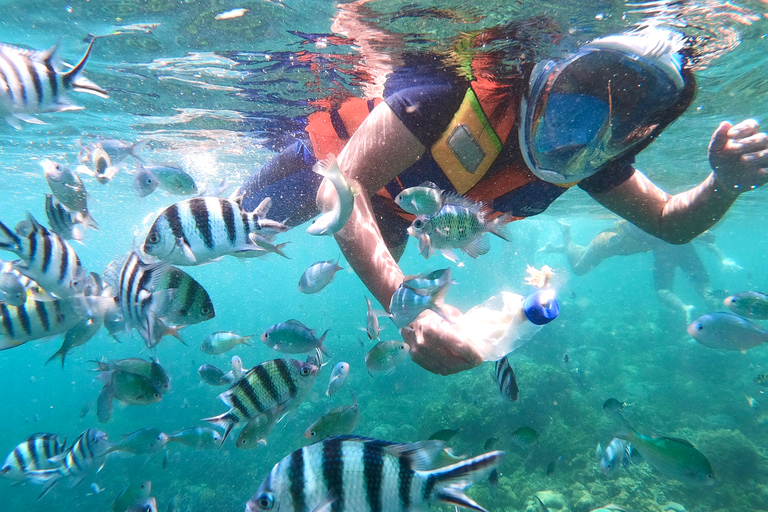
[696,324,703,331]
[154,392,161,398]
[147,233,159,244]
[309,430,317,437]
[201,307,211,314]
[257,493,274,510]
[300,367,310,376]
[414,219,424,228]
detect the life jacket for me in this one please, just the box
[304,75,576,221]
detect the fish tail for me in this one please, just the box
[425,450,505,512]
[614,413,635,441]
[319,329,331,356]
[312,154,341,179]
[45,341,68,368]
[0,219,21,252]
[202,412,238,446]
[487,214,512,241]
[25,468,62,499]
[427,281,454,324]
[62,38,109,98]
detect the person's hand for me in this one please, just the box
[400,305,484,376]
[708,119,768,192]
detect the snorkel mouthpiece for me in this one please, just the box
[523,289,559,325]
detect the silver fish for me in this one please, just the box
[236,405,285,450]
[142,197,268,265]
[1,433,67,481]
[365,340,410,376]
[389,281,452,329]
[298,258,343,294]
[306,155,354,236]
[0,39,108,129]
[363,296,384,340]
[76,144,119,184]
[326,361,350,398]
[261,319,329,355]
[304,396,359,440]
[0,265,27,306]
[142,162,197,195]
[201,331,254,355]
[402,268,456,296]
[46,316,102,367]
[41,159,98,229]
[167,427,222,450]
[113,481,152,512]
[111,428,168,456]
[198,363,229,386]
[246,436,504,512]
[394,181,443,215]
[0,213,88,298]
[133,163,159,197]
[126,497,158,512]
[687,312,768,350]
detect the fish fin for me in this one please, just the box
[82,211,99,230]
[75,164,95,177]
[13,113,46,125]
[461,237,490,259]
[318,329,330,356]
[487,214,512,241]
[97,384,114,423]
[439,248,459,263]
[202,412,238,446]
[310,491,338,512]
[417,181,440,189]
[382,440,446,471]
[175,238,196,263]
[62,38,108,97]
[5,115,22,130]
[45,340,69,368]
[312,155,341,179]
[424,451,504,508]
[0,219,21,252]
[284,319,308,328]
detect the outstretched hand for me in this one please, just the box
[401,305,484,376]
[709,119,768,192]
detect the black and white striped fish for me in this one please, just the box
[142,197,271,265]
[493,356,518,401]
[0,293,84,351]
[0,213,88,298]
[42,159,99,230]
[25,428,112,497]
[0,38,108,129]
[204,358,319,444]
[246,436,504,512]
[45,194,87,241]
[1,433,67,481]
[111,251,173,347]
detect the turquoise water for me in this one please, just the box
[2,0,768,511]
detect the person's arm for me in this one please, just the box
[590,119,768,244]
[317,102,484,375]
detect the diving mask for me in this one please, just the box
[519,28,688,184]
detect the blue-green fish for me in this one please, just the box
[724,291,768,320]
[298,258,343,294]
[365,340,410,376]
[167,427,222,450]
[261,319,329,355]
[687,312,768,350]
[407,194,510,262]
[304,395,359,440]
[389,281,452,329]
[395,181,443,215]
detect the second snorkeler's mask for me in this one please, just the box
[519,27,689,185]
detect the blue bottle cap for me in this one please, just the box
[523,290,559,325]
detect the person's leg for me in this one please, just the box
[239,139,321,225]
[676,245,719,310]
[653,247,695,323]
[557,222,626,276]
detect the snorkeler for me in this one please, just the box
[541,220,727,323]
[240,21,768,375]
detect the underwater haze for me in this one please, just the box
[2,1,768,512]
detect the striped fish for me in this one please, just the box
[204,358,319,444]
[246,436,504,512]
[493,356,518,401]
[0,213,88,298]
[142,197,270,265]
[0,262,27,306]
[113,251,173,347]
[389,281,451,329]
[156,266,214,327]
[42,159,99,230]
[45,194,87,241]
[0,38,108,129]
[0,294,83,350]
[26,428,112,497]
[1,433,67,481]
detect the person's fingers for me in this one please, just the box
[731,133,768,153]
[742,149,768,167]
[727,119,760,139]
[709,121,733,153]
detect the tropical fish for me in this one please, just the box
[133,164,159,197]
[0,38,108,129]
[394,181,443,215]
[603,398,626,414]
[155,266,215,327]
[0,213,88,298]
[198,363,229,386]
[25,428,112,497]
[615,416,715,485]
[326,361,350,398]
[261,319,329,355]
[687,312,768,350]
[97,370,163,422]
[246,436,504,512]
[204,357,318,443]
[724,291,768,320]
[407,193,510,262]
[389,281,452,329]
[167,428,222,450]
[598,438,638,475]
[363,296,384,340]
[493,356,518,401]
[365,340,410,376]
[306,155,355,236]
[236,406,285,450]
[511,427,539,450]
[76,144,120,184]
[94,358,171,394]
[298,258,343,294]
[304,396,359,440]
[201,331,254,355]
[0,294,83,351]
[140,162,197,195]
[110,428,168,456]
[112,481,152,512]
[44,194,87,241]
[402,268,456,295]
[142,197,270,265]
[46,316,102,367]
[126,497,158,512]
[41,160,99,229]
[0,433,67,480]
[0,265,27,306]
